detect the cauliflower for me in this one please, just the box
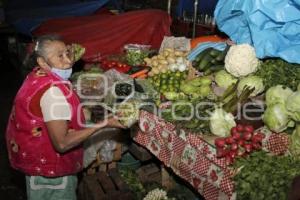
[225,44,259,77]
[143,188,168,200]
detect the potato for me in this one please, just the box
[159,59,168,65]
[174,50,184,57]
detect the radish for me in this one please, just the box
[244,125,254,133]
[243,131,253,141]
[215,138,226,148]
[236,124,244,132]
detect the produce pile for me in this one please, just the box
[138,43,300,198]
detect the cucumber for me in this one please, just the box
[197,53,214,71]
[210,58,219,65]
[194,48,213,65]
[210,64,224,72]
[209,49,222,57]
[215,45,230,62]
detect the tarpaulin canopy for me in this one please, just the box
[33,9,171,59]
[5,0,111,35]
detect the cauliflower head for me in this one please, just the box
[225,44,259,77]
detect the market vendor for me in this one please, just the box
[5,34,125,200]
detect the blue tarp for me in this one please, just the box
[5,0,111,35]
[175,0,218,17]
[214,0,300,64]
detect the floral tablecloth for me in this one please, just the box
[133,110,289,200]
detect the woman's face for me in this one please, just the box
[44,41,73,70]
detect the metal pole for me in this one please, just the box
[167,0,172,15]
[192,0,198,38]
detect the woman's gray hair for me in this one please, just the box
[34,34,63,58]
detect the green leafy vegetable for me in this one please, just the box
[237,75,264,97]
[263,103,292,133]
[209,108,236,137]
[233,151,300,200]
[286,91,300,122]
[214,70,238,89]
[265,85,293,106]
[255,59,300,91]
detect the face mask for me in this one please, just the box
[51,68,72,80]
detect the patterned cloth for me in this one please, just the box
[134,111,289,200]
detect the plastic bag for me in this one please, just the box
[159,36,191,53]
[99,140,117,162]
[83,128,119,167]
[214,0,300,64]
[187,41,227,61]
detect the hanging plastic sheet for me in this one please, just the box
[33,9,171,59]
[214,0,300,64]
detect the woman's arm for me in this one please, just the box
[45,117,125,153]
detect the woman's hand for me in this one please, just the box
[94,116,127,129]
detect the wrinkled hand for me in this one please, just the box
[94,116,126,129]
[106,116,127,129]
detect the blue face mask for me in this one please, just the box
[51,68,72,80]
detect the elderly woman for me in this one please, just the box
[6,34,125,200]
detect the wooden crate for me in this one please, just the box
[78,169,133,200]
[137,163,161,184]
[129,142,153,161]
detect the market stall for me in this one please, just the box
[69,1,300,199]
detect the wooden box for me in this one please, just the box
[129,142,153,161]
[78,169,133,200]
